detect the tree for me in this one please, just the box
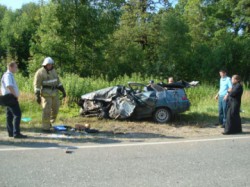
[1,0,249,82]
[0,3,40,75]
[104,0,171,79]
[31,0,123,76]
[0,5,7,64]
[157,9,192,80]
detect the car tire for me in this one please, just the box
[154,108,171,123]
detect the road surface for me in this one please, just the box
[0,135,250,187]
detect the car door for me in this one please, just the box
[156,89,178,111]
[128,82,157,118]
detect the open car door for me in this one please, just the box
[128,82,158,118]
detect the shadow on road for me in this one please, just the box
[128,112,220,128]
[0,137,122,149]
[0,140,70,149]
[173,112,218,127]
[241,131,250,135]
[96,131,183,139]
[0,131,183,149]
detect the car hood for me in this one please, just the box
[81,86,127,102]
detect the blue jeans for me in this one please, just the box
[218,96,227,125]
[6,102,22,136]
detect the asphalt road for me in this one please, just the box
[0,136,250,187]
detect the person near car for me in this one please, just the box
[34,57,66,133]
[0,62,27,138]
[215,69,232,128]
[168,77,174,84]
[222,75,243,135]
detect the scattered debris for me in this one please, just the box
[75,124,90,131]
[47,134,73,139]
[21,117,32,122]
[65,148,73,154]
[53,125,68,131]
[45,124,99,138]
[75,124,99,133]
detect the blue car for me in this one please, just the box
[79,81,193,123]
[127,82,190,123]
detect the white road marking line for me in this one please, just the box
[0,136,250,152]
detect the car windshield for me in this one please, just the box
[129,83,146,93]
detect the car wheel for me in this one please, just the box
[154,108,171,123]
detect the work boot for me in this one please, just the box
[14,134,28,139]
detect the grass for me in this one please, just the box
[0,73,250,140]
[15,73,156,103]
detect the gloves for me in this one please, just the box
[35,91,41,104]
[57,85,66,98]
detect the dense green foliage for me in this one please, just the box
[0,0,250,82]
[15,73,156,102]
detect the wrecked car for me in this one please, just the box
[78,81,197,123]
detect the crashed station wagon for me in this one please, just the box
[78,81,197,123]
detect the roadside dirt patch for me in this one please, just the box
[0,117,249,145]
[0,117,250,146]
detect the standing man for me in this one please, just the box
[215,69,232,128]
[34,57,66,133]
[1,62,27,138]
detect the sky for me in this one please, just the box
[0,0,40,10]
[0,0,178,10]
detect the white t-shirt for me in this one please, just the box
[1,70,19,97]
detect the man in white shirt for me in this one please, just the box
[1,62,27,138]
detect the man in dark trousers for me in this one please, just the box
[0,62,27,138]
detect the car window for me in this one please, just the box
[130,84,145,93]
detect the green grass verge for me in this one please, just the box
[0,74,249,132]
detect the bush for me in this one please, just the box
[15,73,249,109]
[15,73,158,103]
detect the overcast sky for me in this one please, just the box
[0,0,40,10]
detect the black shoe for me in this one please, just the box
[222,132,230,135]
[8,134,13,137]
[14,134,28,139]
[221,125,225,128]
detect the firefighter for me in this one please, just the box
[34,57,66,133]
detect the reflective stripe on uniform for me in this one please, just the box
[58,83,63,87]
[42,79,58,84]
[35,88,41,92]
